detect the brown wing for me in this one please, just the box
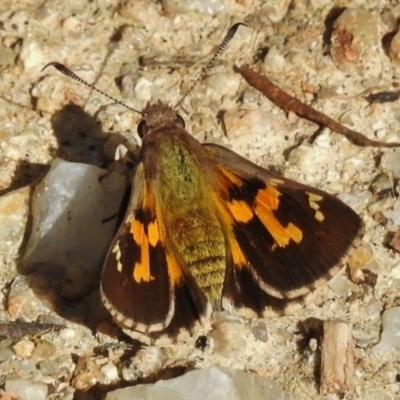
[204,143,361,315]
[100,163,210,336]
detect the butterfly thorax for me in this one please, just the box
[142,125,226,306]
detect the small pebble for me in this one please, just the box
[12,340,35,359]
[380,151,400,177]
[161,0,225,15]
[390,264,400,279]
[5,379,48,400]
[32,339,56,360]
[249,320,269,343]
[370,174,392,196]
[210,319,246,356]
[264,47,286,72]
[19,40,45,70]
[101,363,119,382]
[373,307,400,355]
[328,274,354,297]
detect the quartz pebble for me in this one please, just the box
[12,340,35,358]
[22,159,126,291]
[18,40,45,70]
[101,363,119,382]
[373,307,400,356]
[380,151,400,177]
[105,366,294,400]
[210,319,246,356]
[249,320,269,343]
[161,0,225,15]
[5,379,48,400]
[328,274,355,297]
[32,339,56,360]
[382,198,400,229]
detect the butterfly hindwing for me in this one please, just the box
[204,143,361,313]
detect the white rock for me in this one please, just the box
[134,77,154,102]
[13,340,35,358]
[101,363,119,381]
[19,40,45,70]
[260,0,291,23]
[373,307,400,356]
[328,274,354,297]
[22,159,126,282]
[390,264,400,279]
[5,378,48,400]
[380,151,400,177]
[161,0,225,15]
[264,47,286,72]
[105,366,294,400]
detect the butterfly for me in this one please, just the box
[99,100,360,343]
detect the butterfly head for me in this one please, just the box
[138,100,185,139]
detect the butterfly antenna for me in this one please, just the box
[175,22,247,109]
[41,62,143,116]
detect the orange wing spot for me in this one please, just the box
[219,167,244,187]
[286,222,303,243]
[131,220,144,245]
[228,200,254,223]
[166,252,183,284]
[133,233,154,282]
[230,236,247,268]
[255,186,303,248]
[147,220,160,247]
[256,185,280,210]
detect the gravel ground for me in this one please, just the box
[1,0,400,399]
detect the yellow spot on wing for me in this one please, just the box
[314,211,324,222]
[307,192,325,222]
[111,244,123,272]
[255,186,303,247]
[307,192,323,202]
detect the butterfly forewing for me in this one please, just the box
[100,163,176,333]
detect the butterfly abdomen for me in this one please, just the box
[169,213,226,306]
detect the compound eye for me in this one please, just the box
[177,114,185,128]
[137,120,149,139]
